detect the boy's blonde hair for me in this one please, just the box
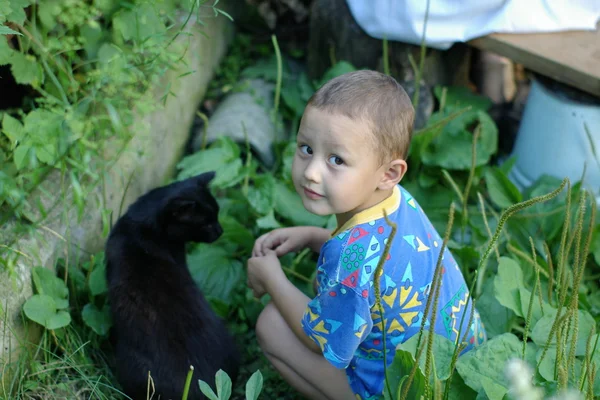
[307,70,415,161]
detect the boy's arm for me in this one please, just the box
[266,276,322,354]
[306,227,331,253]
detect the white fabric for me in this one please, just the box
[345,0,600,50]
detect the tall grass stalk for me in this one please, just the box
[401,203,455,400]
[374,211,398,399]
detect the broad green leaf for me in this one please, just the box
[434,86,493,112]
[256,210,282,230]
[531,308,596,356]
[455,333,523,400]
[0,25,20,35]
[536,346,584,386]
[383,347,426,400]
[476,279,513,338]
[245,370,263,400]
[82,303,112,336]
[177,147,232,180]
[246,174,275,215]
[218,215,254,252]
[215,369,232,400]
[88,261,108,297]
[444,372,478,400]
[518,287,552,327]
[484,167,522,209]
[112,3,165,42]
[2,113,24,145]
[493,257,524,317]
[10,53,42,86]
[187,244,244,305]
[591,223,600,266]
[31,267,69,309]
[241,56,280,81]
[421,110,498,170]
[397,332,456,380]
[35,143,57,164]
[212,158,244,189]
[0,34,14,64]
[273,182,328,227]
[23,294,71,330]
[316,61,357,88]
[37,0,60,30]
[4,0,31,25]
[198,380,219,400]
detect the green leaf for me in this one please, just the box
[435,85,493,112]
[484,167,523,209]
[444,372,478,400]
[82,303,112,336]
[256,209,282,230]
[212,158,244,189]
[88,260,108,297]
[10,53,43,86]
[198,379,219,400]
[518,287,552,327]
[31,267,69,309]
[215,369,232,400]
[0,25,20,35]
[187,244,244,305]
[273,182,328,227]
[384,347,426,400]
[218,215,254,252]
[493,257,524,317]
[112,3,165,42]
[474,279,513,338]
[3,0,31,25]
[396,332,456,381]
[177,137,240,181]
[455,333,523,400]
[590,221,600,266]
[23,294,71,330]
[246,174,275,215]
[421,110,498,170]
[316,61,357,88]
[245,370,263,400]
[531,308,596,356]
[2,113,24,146]
[0,34,14,64]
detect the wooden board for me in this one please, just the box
[469,21,600,97]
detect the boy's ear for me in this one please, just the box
[377,159,407,190]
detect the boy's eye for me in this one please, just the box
[329,155,344,165]
[299,145,313,155]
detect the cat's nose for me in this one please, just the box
[214,224,223,236]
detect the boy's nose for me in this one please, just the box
[303,160,321,183]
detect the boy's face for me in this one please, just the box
[292,106,388,224]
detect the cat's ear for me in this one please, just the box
[197,171,216,186]
[167,198,197,221]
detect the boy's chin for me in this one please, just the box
[301,198,333,217]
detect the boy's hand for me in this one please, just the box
[252,226,330,257]
[247,250,286,299]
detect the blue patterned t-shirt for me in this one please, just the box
[301,185,487,399]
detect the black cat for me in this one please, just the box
[105,171,240,400]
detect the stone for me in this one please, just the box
[0,9,234,380]
[191,79,279,167]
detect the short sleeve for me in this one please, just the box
[301,281,372,369]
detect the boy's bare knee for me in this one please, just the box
[255,302,279,352]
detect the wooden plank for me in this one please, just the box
[469,21,600,97]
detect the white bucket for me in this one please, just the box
[509,77,600,203]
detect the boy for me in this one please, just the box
[246,70,487,400]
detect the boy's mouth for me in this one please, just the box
[303,187,324,200]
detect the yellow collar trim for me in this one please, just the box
[331,186,401,237]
